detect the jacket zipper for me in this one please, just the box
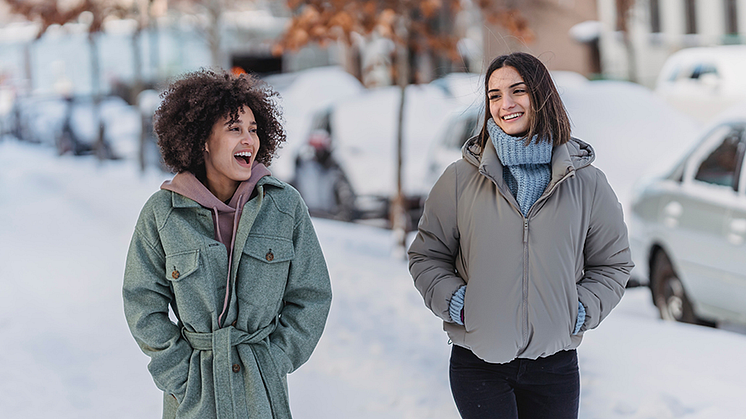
[519,170,574,352]
[522,217,529,347]
[481,165,575,352]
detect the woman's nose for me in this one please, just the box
[502,95,515,108]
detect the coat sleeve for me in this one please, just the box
[269,198,332,375]
[122,204,192,401]
[577,169,634,332]
[408,163,465,322]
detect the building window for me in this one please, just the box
[725,0,738,35]
[650,0,661,33]
[685,0,697,34]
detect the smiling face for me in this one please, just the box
[487,66,533,136]
[203,105,260,202]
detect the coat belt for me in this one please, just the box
[182,320,291,419]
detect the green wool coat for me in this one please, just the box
[123,176,332,419]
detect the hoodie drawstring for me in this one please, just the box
[217,194,244,328]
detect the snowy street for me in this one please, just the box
[1,139,746,418]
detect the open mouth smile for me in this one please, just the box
[502,112,523,121]
[234,151,252,165]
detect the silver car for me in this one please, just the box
[630,116,746,326]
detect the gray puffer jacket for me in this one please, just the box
[408,135,633,363]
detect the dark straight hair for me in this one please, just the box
[478,52,572,147]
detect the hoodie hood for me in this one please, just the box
[160,162,271,251]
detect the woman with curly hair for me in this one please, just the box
[123,69,332,419]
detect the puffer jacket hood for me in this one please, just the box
[462,134,595,176]
[409,133,632,363]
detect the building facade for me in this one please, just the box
[481,0,601,77]
[598,0,746,87]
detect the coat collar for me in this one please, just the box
[170,175,285,209]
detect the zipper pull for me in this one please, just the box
[523,219,528,243]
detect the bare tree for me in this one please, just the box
[5,0,138,159]
[616,0,637,83]
[168,0,249,68]
[276,0,538,250]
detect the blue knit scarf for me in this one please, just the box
[487,118,553,216]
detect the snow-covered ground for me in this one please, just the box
[2,138,746,418]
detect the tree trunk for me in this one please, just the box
[149,20,159,78]
[207,0,223,68]
[133,29,147,171]
[391,16,410,254]
[23,41,33,93]
[89,33,106,160]
[623,31,637,83]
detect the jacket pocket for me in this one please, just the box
[243,236,294,264]
[238,236,294,305]
[165,250,200,282]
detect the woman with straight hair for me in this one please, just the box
[408,52,633,418]
[123,69,332,419]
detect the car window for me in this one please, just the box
[689,63,718,80]
[693,127,743,189]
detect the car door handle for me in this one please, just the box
[663,201,683,217]
[662,201,683,228]
[727,218,746,246]
[729,218,746,233]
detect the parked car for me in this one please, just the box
[655,45,746,123]
[291,84,458,226]
[262,66,364,182]
[11,93,140,159]
[629,102,746,327]
[425,103,483,187]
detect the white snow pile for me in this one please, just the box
[2,138,746,418]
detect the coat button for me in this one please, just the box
[232,364,241,373]
[171,270,180,279]
[265,250,274,262]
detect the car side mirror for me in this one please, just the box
[699,73,719,90]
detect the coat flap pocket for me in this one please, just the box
[243,236,294,263]
[165,250,200,281]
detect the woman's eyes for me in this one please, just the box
[489,89,526,100]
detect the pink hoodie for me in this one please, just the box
[160,162,271,326]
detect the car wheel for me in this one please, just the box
[651,250,698,324]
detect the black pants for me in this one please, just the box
[449,345,580,419]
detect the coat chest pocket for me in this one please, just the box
[164,249,216,311]
[238,237,294,304]
[165,250,200,282]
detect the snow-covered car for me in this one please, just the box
[655,45,746,123]
[262,66,364,182]
[425,103,483,187]
[11,94,140,159]
[291,83,458,225]
[629,102,746,327]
